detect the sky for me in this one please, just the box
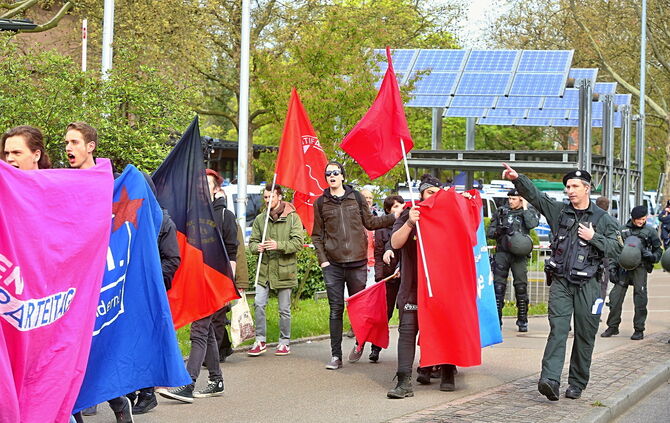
[458,0,510,48]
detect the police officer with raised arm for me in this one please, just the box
[487,188,539,332]
[502,164,622,402]
[601,205,662,341]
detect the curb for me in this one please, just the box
[579,358,670,423]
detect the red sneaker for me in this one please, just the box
[275,345,290,356]
[247,341,266,356]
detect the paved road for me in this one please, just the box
[84,271,670,423]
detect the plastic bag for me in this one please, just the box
[230,294,255,347]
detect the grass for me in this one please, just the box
[176,297,545,356]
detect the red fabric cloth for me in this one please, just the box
[346,280,389,349]
[417,189,482,367]
[275,88,328,235]
[340,47,414,180]
[366,230,375,267]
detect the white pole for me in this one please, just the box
[400,138,433,297]
[81,19,87,72]
[638,0,647,196]
[253,174,277,287]
[236,0,251,230]
[101,0,114,80]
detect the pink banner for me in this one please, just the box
[0,160,113,423]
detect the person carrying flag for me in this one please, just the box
[247,184,305,356]
[312,161,396,370]
[1,125,51,170]
[502,164,622,401]
[387,174,456,399]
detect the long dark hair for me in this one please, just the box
[1,125,51,169]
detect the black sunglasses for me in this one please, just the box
[325,170,342,177]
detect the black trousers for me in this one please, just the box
[396,308,419,375]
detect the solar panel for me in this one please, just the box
[615,94,631,105]
[527,108,569,119]
[374,49,417,73]
[569,68,598,82]
[543,89,579,109]
[410,71,459,95]
[517,50,573,73]
[464,50,519,72]
[486,108,527,118]
[406,95,450,108]
[495,96,544,109]
[444,108,488,118]
[414,49,467,72]
[509,73,567,96]
[448,96,497,108]
[477,117,517,126]
[456,73,512,96]
[551,119,580,127]
[515,118,554,127]
[591,102,604,116]
[595,82,617,95]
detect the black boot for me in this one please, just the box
[416,367,431,385]
[516,296,529,332]
[439,364,456,391]
[387,373,414,399]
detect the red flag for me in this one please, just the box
[417,189,482,367]
[153,117,239,329]
[345,281,389,349]
[275,88,328,235]
[340,47,414,179]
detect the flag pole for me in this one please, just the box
[253,173,277,287]
[400,138,433,297]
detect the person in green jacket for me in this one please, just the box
[247,184,305,356]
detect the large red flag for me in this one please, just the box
[340,47,414,179]
[275,88,328,235]
[417,189,482,368]
[152,117,239,329]
[345,279,390,349]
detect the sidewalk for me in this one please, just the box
[84,272,670,423]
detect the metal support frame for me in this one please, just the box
[635,117,644,204]
[619,105,632,224]
[465,117,476,189]
[577,79,593,172]
[602,94,615,199]
[431,108,444,150]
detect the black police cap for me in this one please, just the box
[507,188,520,197]
[562,170,592,186]
[631,205,647,219]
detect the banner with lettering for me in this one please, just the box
[0,159,113,423]
[73,165,191,412]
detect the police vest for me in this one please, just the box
[496,207,531,252]
[545,205,607,285]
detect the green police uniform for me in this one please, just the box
[605,221,662,335]
[487,204,539,330]
[513,174,622,392]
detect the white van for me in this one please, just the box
[221,184,265,239]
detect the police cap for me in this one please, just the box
[631,205,647,219]
[507,188,520,197]
[562,170,592,186]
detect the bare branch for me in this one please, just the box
[0,0,37,19]
[21,2,73,33]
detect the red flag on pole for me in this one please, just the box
[340,47,414,179]
[346,280,389,349]
[417,189,482,368]
[275,88,328,235]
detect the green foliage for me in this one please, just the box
[0,40,195,171]
[502,301,547,316]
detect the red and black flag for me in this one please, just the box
[152,116,239,329]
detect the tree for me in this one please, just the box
[1,1,73,33]
[491,0,669,192]
[0,39,195,171]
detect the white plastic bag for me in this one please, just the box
[230,295,255,347]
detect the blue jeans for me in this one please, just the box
[254,284,292,346]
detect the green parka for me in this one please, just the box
[249,201,304,289]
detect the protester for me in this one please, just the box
[502,164,622,401]
[486,188,539,331]
[64,122,134,423]
[368,195,404,363]
[1,125,51,170]
[360,188,378,287]
[312,161,396,370]
[247,184,304,356]
[158,169,237,402]
[387,174,457,398]
[601,205,662,340]
[658,200,670,249]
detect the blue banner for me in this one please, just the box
[74,165,190,412]
[474,212,503,347]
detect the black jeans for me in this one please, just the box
[323,263,366,359]
[211,305,232,357]
[396,309,419,375]
[186,314,222,382]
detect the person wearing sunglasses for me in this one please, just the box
[312,161,399,370]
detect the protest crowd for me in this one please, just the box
[4,50,668,423]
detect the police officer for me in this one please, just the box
[487,188,539,332]
[502,164,622,401]
[601,205,662,340]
